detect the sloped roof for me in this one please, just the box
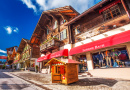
[65,0,108,25]
[6,46,18,51]
[30,5,79,46]
[17,38,30,53]
[45,58,81,66]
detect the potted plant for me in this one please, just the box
[35,65,38,73]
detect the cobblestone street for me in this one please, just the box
[11,70,130,90]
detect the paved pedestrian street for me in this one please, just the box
[0,69,43,90]
[11,70,130,90]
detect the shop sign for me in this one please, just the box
[83,44,105,52]
[51,54,61,58]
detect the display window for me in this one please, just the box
[92,47,129,68]
[78,55,87,72]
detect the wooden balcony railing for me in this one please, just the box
[20,52,31,61]
[40,38,61,52]
[8,57,14,61]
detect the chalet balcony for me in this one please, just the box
[21,53,31,61]
[8,57,14,61]
[75,14,130,43]
[40,38,61,53]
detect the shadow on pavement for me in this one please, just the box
[0,81,30,89]
[0,72,13,78]
[69,78,118,87]
[0,69,14,72]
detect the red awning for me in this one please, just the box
[99,0,121,14]
[50,49,68,59]
[37,54,51,62]
[69,30,130,55]
[61,59,81,64]
[0,56,7,59]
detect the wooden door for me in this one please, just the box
[52,73,61,83]
[52,66,61,83]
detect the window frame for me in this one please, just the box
[102,4,121,21]
[60,29,67,40]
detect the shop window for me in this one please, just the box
[79,55,87,71]
[103,5,121,21]
[60,29,67,40]
[92,47,129,69]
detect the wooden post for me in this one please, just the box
[86,52,94,70]
[121,0,130,19]
[126,43,130,59]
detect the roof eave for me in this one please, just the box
[65,0,108,26]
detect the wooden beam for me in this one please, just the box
[57,11,69,22]
[32,34,40,38]
[44,14,52,21]
[45,12,58,21]
[38,24,46,30]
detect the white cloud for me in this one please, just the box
[13,27,19,33]
[21,0,101,14]
[4,26,12,34]
[0,49,7,54]
[21,0,37,12]
[4,26,19,34]
[36,0,90,13]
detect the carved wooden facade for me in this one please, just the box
[66,0,130,43]
[30,6,79,55]
[17,38,40,63]
[6,46,18,64]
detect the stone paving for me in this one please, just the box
[89,67,130,80]
[10,70,130,90]
[0,69,44,90]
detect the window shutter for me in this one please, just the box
[63,29,67,39]
[54,21,57,29]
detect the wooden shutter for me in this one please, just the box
[60,65,65,74]
[63,29,67,39]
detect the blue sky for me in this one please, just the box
[0,0,101,57]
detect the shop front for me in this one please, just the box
[37,54,51,73]
[92,47,129,69]
[37,49,69,73]
[70,30,130,70]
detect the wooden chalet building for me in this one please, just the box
[65,0,130,71]
[30,6,79,73]
[13,52,21,69]
[17,38,40,70]
[6,46,18,65]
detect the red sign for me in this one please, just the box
[69,30,130,55]
[0,56,7,59]
[50,49,68,59]
[99,0,121,14]
[62,76,65,80]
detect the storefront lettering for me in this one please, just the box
[82,44,105,52]
[51,54,61,58]
[95,44,105,49]
[83,47,94,52]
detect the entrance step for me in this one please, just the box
[78,71,93,77]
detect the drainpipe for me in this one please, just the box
[121,0,130,19]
